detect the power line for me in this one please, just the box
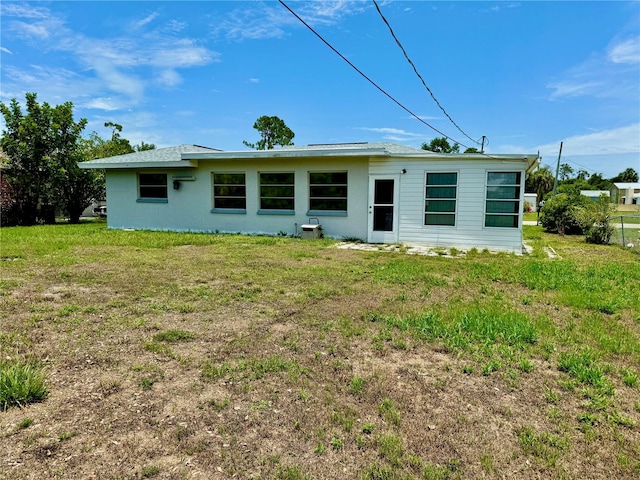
[277,0,479,153]
[372,0,481,147]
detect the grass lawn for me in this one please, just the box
[0,222,639,479]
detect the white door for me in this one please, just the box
[368,175,399,243]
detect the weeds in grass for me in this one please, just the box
[139,377,155,390]
[152,329,196,343]
[17,418,34,430]
[379,398,401,427]
[620,368,638,388]
[349,376,366,395]
[558,348,613,393]
[275,465,311,480]
[313,443,326,455]
[141,465,160,478]
[202,355,305,382]
[0,360,48,410]
[201,398,229,411]
[379,434,403,467]
[517,426,569,466]
[58,430,78,441]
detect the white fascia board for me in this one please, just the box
[79,160,198,170]
[184,148,388,161]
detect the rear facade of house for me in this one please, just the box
[81,143,539,253]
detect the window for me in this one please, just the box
[213,173,246,211]
[309,172,347,212]
[485,171,521,228]
[425,172,457,226]
[138,173,167,199]
[259,172,295,211]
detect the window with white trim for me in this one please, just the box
[212,173,246,210]
[425,172,457,226]
[309,171,347,212]
[259,172,295,210]
[485,171,521,228]
[138,173,167,199]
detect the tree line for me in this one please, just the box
[0,93,155,226]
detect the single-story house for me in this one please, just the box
[611,183,640,205]
[79,142,539,253]
[580,190,610,201]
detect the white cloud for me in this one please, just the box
[133,12,160,29]
[212,0,367,41]
[82,97,126,111]
[548,36,640,101]
[608,36,640,64]
[1,46,12,54]
[156,70,182,88]
[358,126,425,142]
[535,124,640,157]
[1,4,219,109]
[249,78,260,83]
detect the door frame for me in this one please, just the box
[367,174,400,244]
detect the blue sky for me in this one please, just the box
[1,1,639,178]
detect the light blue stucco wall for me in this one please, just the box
[104,156,369,240]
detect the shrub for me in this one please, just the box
[575,196,616,245]
[539,193,589,235]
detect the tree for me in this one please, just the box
[0,93,90,225]
[421,137,460,153]
[135,141,156,152]
[243,116,294,150]
[610,168,639,183]
[526,166,554,206]
[558,163,574,181]
[576,169,589,181]
[587,172,611,190]
[463,147,479,153]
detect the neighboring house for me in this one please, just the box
[523,193,537,211]
[580,190,610,201]
[611,183,640,205]
[79,142,539,253]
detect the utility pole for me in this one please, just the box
[552,141,563,195]
[481,136,486,153]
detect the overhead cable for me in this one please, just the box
[277,0,477,152]
[372,0,481,146]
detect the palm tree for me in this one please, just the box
[528,167,555,206]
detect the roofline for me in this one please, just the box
[185,147,390,160]
[79,160,198,169]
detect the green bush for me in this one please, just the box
[0,361,48,410]
[575,196,616,245]
[539,193,589,235]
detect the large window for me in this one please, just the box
[485,171,521,228]
[138,173,167,199]
[425,172,457,226]
[309,172,347,212]
[259,172,295,211]
[213,173,246,210]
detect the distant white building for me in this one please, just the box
[611,183,640,205]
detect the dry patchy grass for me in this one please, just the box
[0,223,639,479]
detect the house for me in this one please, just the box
[79,142,539,253]
[611,183,640,205]
[580,190,610,201]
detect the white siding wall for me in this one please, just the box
[369,156,526,253]
[105,157,369,240]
